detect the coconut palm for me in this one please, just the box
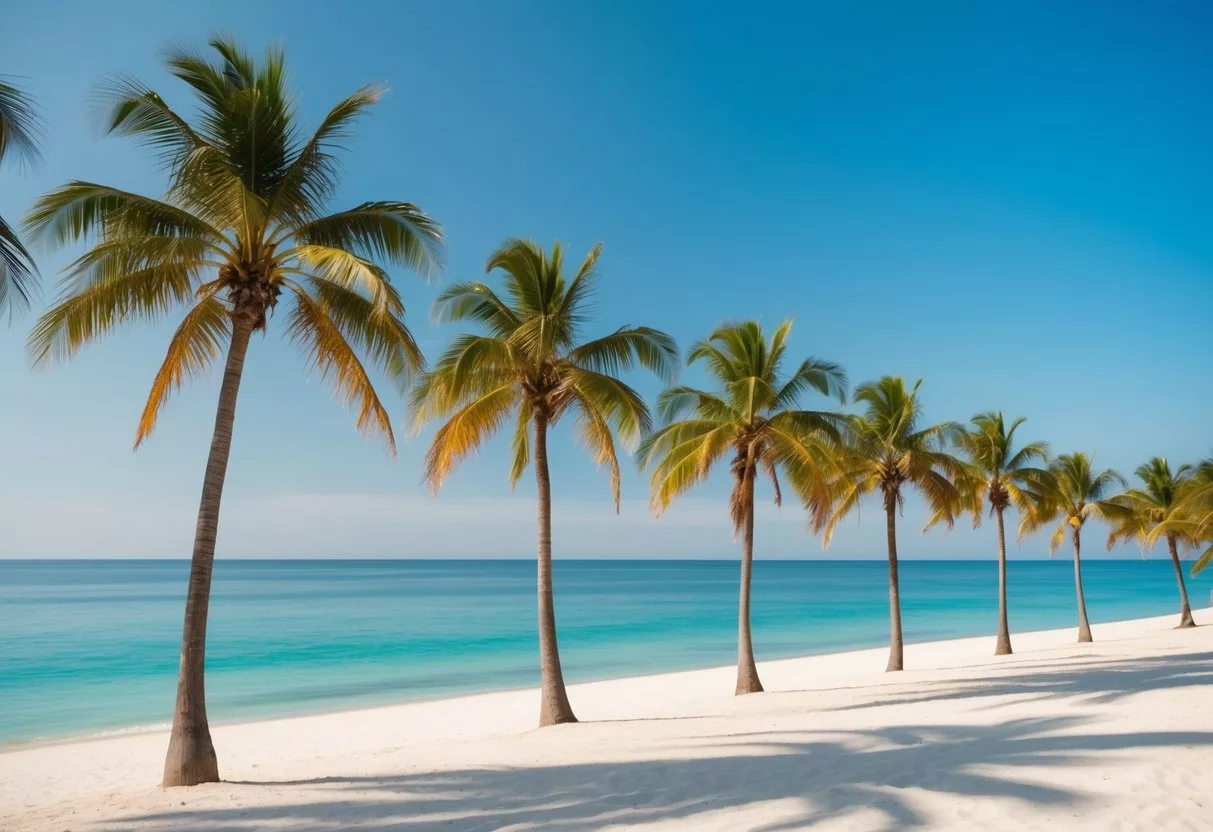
[1019,453,1125,643]
[638,321,846,694]
[0,78,43,315]
[24,39,442,786]
[1107,458,1198,628]
[953,413,1049,655]
[817,377,967,672]
[1151,455,1213,578]
[413,238,676,726]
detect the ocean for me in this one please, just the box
[1,558,1207,746]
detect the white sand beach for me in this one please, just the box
[4,610,1211,831]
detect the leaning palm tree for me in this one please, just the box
[413,239,676,726]
[1107,458,1198,628]
[954,413,1049,655]
[25,39,442,786]
[0,78,43,315]
[818,377,967,672]
[1019,453,1125,643]
[638,321,846,694]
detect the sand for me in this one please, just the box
[3,609,1211,831]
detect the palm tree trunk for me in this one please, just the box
[162,317,253,787]
[1167,534,1196,629]
[533,409,577,726]
[1073,526,1093,643]
[735,466,763,695]
[994,507,1013,656]
[885,497,904,672]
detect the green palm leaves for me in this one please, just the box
[1107,458,1194,552]
[818,377,967,540]
[414,239,676,503]
[25,37,443,452]
[955,413,1049,517]
[0,78,44,316]
[1019,452,1125,551]
[639,320,847,525]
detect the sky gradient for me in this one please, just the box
[2,0,1211,559]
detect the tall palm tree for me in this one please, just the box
[954,413,1049,655]
[0,78,43,315]
[818,377,967,672]
[638,321,846,694]
[25,39,442,786]
[1107,458,1198,628]
[412,239,676,726]
[1019,453,1125,643]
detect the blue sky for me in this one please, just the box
[2,0,1210,559]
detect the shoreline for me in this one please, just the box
[5,607,1211,830]
[4,604,1202,753]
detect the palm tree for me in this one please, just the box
[1019,453,1125,643]
[954,413,1049,655]
[1107,458,1198,628]
[1149,455,1213,579]
[818,377,967,672]
[0,78,43,315]
[638,321,846,694]
[25,39,442,786]
[412,238,676,726]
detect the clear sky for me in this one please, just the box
[2,0,1210,559]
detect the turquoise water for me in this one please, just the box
[1,559,1208,745]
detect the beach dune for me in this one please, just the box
[4,610,1211,830]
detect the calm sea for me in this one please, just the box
[1,558,1208,745]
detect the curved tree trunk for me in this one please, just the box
[735,466,763,695]
[162,318,253,787]
[533,409,577,726]
[1073,526,1093,643]
[994,507,1013,656]
[885,497,904,672]
[1167,534,1196,629]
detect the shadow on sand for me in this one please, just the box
[104,650,1213,831]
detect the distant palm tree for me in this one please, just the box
[413,239,676,725]
[1152,455,1213,579]
[1107,458,1198,628]
[638,321,846,694]
[25,39,442,786]
[954,413,1049,655]
[1019,453,1125,643]
[818,377,967,672]
[0,78,43,315]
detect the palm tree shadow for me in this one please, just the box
[805,650,1213,713]
[107,712,1213,831]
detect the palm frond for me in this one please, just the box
[509,399,532,488]
[0,78,44,167]
[135,294,231,447]
[270,84,384,225]
[569,326,679,383]
[575,395,623,511]
[422,382,517,489]
[286,287,397,454]
[292,201,444,277]
[28,263,200,364]
[306,277,423,389]
[0,215,38,316]
[24,181,225,247]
